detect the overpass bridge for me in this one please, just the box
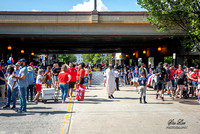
[0,11,195,65]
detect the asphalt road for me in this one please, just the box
[0,85,200,134]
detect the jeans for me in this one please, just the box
[6,86,18,106]
[59,83,69,101]
[19,87,27,111]
[27,85,34,101]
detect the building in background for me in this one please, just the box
[75,54,83,64]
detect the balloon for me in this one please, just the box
[12,60,14,63]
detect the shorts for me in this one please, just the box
[133,77,138,82]
[54,76,58,81]
[69,82,75,89]
[104,76,107,80]
[89,74,92,80]
[165,81,172,90]
[0,84,5,93]
[35,84,42,91]
[157,82,165,90]
[177,79,184,85]
[46,79,52,85]
[171,80,175,87]
[192,81,198,87]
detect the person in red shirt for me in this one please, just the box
[44,66,52,88]
[175,64,184,98]
[67,62,77,99]
[169,64,175,98]
[77,63,85,85]
[58,65,71,103]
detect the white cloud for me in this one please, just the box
[70,0,108,11]
[32,9,41,12]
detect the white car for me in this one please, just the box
[148,74,157,90]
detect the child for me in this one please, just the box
[84,74,89,89]
[33,69,44,104]
[137,72,147,104]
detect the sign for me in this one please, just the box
[173,53,176,59]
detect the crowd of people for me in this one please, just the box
[0,58,200,113]
[104,62,200,104]
[0,59,93,113]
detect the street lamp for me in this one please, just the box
[133,53,136,56]
[21,49,24,54]
[31,52,34,56]
[143,50,146,54]
[8,45,12,50]
[158,47,162,51]
[126,54,129,58]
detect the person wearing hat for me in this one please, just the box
[105,64,115,99]
[27,66,34,102]
[12,58,28,113]
[137,72,147,103]
[29,62,35,72]
[155,62,167,101]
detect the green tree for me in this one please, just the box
[164,56,173,64]
[57,54,76,63]
[104,54,112,64]
[82,54,94,64]
[137,0,200,51]
[93,54,102,64]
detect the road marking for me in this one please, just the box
[60,93,74,134]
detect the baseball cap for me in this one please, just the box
[29,62,34,66]
[18,58,27,63]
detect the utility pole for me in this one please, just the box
[93,0,97,11]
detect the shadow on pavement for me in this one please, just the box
[179,100,200,105]
[27,111,74,115]
[147,102,173,104]
[114,97,138,100]
[0,113,32,117]
[27,107,52,110]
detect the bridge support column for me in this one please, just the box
[154,56,164,67]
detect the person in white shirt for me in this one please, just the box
[33,69,44,104]
[114,66,120,91]
[0,66,18,109]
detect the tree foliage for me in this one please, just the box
[82,54,94,64]
[93,54,102,64]
[57,54,76,63]
[137,0,200,51]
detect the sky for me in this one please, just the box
[0,0,146,12]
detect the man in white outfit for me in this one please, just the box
[105,64,116,99]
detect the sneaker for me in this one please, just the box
[144,101,147,104]
[22,110,27,113]
[3,105,10,109]
[156,94,159,99]
[11,105,16,109]
[16,109,22,113]
[140,101,142,103]
[111,95,114,99]
[34,100,38,104]
[108,96,112,99]
[161,97,164,101]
